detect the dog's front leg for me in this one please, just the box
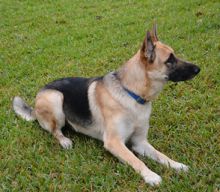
[104,134,162,186]
[132,139,188,172]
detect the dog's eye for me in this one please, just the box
[166,62,172,67]
[165,53,177,67]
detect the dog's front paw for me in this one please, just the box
[173,162,189,172]
[60,137,72,149]
[143,171,162,186]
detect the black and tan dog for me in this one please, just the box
[13,24,200,186]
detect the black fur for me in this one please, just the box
[43,77,102,127]
[167,57,200,82]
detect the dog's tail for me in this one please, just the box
[13,96,36,121]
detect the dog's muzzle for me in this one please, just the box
[168,62,200,82]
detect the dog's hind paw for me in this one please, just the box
[143,172,162,186]
[60,137,72,149]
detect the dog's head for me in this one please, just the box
[140,24,200,82]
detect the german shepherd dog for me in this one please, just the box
[13,24,200,186]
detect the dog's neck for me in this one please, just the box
[117,50,165,101]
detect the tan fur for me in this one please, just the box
[94,76,164,185]
[35,90,72,148]
[95,82,157,181]
[96,81,124,121]
[118,51,151,100]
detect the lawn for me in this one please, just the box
[0,0,219,191]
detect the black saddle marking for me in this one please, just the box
[43,77,102,127]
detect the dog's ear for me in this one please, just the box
[151,23,158,42]
[141,31,156,63]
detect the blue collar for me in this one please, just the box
[123,87,147,105]
[113,72,147,105]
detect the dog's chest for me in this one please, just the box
[135,102,151,122]
[126,100,152,125]
[118,102,152,141]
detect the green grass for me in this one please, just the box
[1,0,220,191]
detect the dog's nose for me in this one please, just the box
[193,66,200,74]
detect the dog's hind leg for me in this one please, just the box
[34,90,72,149]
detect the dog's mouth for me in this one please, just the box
[168,63,200,82]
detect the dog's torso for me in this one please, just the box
[40,72,151,142]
